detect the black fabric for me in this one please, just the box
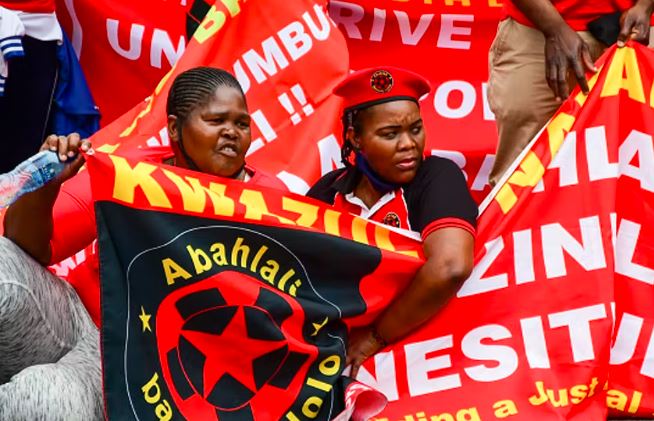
[0,36,58,173]
[587,12,621,46]
[307,156,478,233]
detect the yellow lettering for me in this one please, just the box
[570,384,588,404]
[607,389,628,411]
[374,224,420,258]
[162,170,234,215]
[121,67,175,138]
[488,0,503,7]
[231,237,250,268]
[601,46,645,103]
[110,155,171,208]
[155,401,173,421]
[286,413,301,421]
[302,396,323,418]
[120,101,151,137]
[142,372,162,404]
[187,245,212,274]
[547,389,569,407]
[260,260,280,284]
[445,0,470,5]
[494,151,545,214]
[306,377,333,392]
[239,189,294,225]
[162,258,192,285]
[588,377,599,396]
[575,65,603,106]
[319,355,341,376]
[278,269,295,291]
[547,112,576,157]
[324,209,341,236]
[288,280,302,297]
[282,197,319,227]
[493,400,518,418]
[193,0,243,44]
[250,245,268,272]
[95,144,120,154]
[628,391,642,413]
[210,243,228,266]
[528,381,549,406]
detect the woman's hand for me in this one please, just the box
[346,326,386,379]
[4,133,92,265]
[41,133,92,184]
[618,0,654,47]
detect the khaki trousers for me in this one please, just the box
[487,18,608,186]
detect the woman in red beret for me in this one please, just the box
[307,66,478,377]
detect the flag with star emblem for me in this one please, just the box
[90,151,421,420]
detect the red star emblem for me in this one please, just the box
[181,306,286,397]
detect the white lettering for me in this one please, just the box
[405,336,461,396]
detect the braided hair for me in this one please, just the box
[340,108,365,167]
[166,66,245,126]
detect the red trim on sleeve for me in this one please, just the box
[421,217,476,239]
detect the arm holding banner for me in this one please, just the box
[4,133,91,265]
[348,227,474,377]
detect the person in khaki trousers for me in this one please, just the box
[487,0,654,186]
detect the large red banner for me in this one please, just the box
[41,0,654,418]
[89,150,420,420]
[85,42,654,419]
[359,43,653,420]
[55,0,501,202]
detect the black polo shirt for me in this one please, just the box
[307,156,478,239]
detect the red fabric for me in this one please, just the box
[245,164,287,191]
[503,0,631,31]
[334,66,431,111]
[50,147,286,327]
[421,217,476,239]
[0,0,55,13]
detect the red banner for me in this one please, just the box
[359,43,653,420]
[45,0,654,418]
[88,150,420,420]
[55,0,501,202]
[84,43,654,420]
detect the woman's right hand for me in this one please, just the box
[41,133,92,184]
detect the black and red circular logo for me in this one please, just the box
[370,70,394,94]
[382,212,401,228]
[156,271,311,420]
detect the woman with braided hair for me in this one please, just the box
[308,66,478,377]
[0,66,284,420]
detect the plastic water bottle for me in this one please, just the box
[0,151,67,208]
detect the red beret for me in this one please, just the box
[333,66,431,111]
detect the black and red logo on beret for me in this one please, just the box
[370,70,394,94]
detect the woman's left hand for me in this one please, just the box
[346,326,386,379]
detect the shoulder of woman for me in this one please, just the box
[306,167,349,201]
[417,155,464,179]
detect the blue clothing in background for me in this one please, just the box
[51,30,99,139]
